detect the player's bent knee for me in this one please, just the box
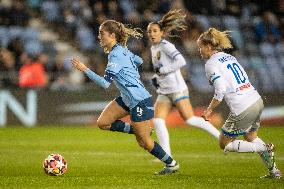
[219,139,227,150]
[97,124,109,130]
[219,142,226,150]
[219,133,232,149]
[96,119,110,130]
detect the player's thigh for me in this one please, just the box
[97,99,129,126]
[130,97,155,150]
[175,98,194,120]
[222,98,263,139]
[132,120,154,150]
[244,100,263,141]
[154,96,172,119]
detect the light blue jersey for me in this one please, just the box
[104,44,151,108]
[84,43,151,109]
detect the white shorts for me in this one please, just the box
[156,90,189,105]
[222,98,264,138]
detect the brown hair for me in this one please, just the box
[150,9,187,37]
[101,20,142,48]
[198,27,232,51]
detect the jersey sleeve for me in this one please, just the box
[205,63,226,101]
[161,42,181,60]
[84,68,111,89]
[159,54,186,74]
[158,42,186,74]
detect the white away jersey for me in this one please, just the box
[151,39,187,94]
[205,52,261,115]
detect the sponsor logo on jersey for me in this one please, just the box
[108,62,117,68]
[235,82,252,92]
[239,82,251,91]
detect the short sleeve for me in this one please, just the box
[205,63,226,101]
[205,63,221,84]
[161,42,181,60]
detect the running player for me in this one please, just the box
[147,9,220,156]
[197,27,282,179]
[72,20,179,175]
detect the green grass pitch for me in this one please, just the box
[0,126,283,189]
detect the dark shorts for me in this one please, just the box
[115,97,154,122]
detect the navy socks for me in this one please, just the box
[150,141,173,165]
[110,120,134,134]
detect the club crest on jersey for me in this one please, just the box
[156,51,161,60]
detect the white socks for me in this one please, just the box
[186,116,220,139]
[154,116,220,156]
[153,118,171,156]
[251,137,266,151]
[225,138,266,153]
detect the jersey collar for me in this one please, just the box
[210,51,222,59]
[111,43,119,51]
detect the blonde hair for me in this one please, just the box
[101,20,143,51]
[151,9,187,37]
[198,28,232,50]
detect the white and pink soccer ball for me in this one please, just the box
[43,154,67,176]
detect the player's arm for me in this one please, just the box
[203,98,221,121]
[203,63,226,120]
[71,58,111,89]
[158,43,186,74]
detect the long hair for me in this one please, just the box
[100,20,143,51]
[151,9,187,37]
[198,28,232,51]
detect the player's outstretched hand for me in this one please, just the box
[71,58,88,72]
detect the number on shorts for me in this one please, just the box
[136,107,143,117]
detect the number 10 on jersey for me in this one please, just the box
[227,63,246,84]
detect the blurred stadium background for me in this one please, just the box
[0,0,283,127]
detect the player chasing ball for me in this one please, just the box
[72,19,179,175]
[71,13,281,179]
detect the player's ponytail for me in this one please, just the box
[152,9,187,37]
[198,27,232,50]
[101,20,142,51]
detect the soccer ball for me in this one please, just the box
[43,154,67,176]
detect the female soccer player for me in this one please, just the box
[72,20,179,175]
[197,27,281,179]
[147,9,220,156]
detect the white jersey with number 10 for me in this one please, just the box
[205,52,261,115]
